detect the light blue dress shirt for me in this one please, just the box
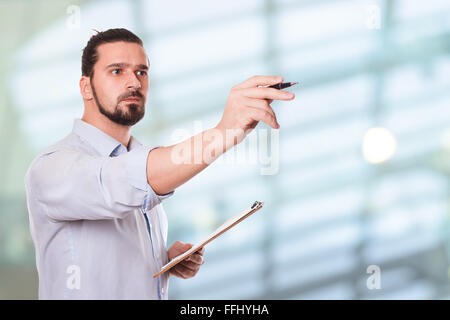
[24,119,174,299]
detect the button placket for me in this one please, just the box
[148,212,163,264]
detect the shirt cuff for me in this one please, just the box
[123,145,174,212]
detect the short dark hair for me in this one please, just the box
[81,28,143,78]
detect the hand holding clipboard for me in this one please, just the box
[154,201,264,278]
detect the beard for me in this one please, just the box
[91,81,145,126]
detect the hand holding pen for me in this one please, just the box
[259,81,299,104]
[215,75,298,148]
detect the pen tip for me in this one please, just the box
[291,82,299,86]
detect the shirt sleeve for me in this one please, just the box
[26,146,174,222]
[124,145,174,213]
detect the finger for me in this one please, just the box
[246,106,279,129]
[242,97,277,121]
[247,106,278,128]
[234,75,283,89]
[180,259,202,271]
[187,253,204,265]
[176,244,192,256]
[174,263,197,278]
[242,96,270,110]
[173,240,184,247]
[241,87,295,101]
[169,242,193,260]
[172,240,187,251]
[246,103,278,127]
[170,268,187,279]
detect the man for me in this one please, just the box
[24,28,295,299]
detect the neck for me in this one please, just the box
[81,108,131,148]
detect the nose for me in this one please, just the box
[126,72,141,90]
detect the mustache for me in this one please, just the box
[118,90,144,102]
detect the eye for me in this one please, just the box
[112,69,121,75]
[136,70,147,77]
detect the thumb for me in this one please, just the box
[168,241,192,260]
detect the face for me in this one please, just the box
[88,41,149,126]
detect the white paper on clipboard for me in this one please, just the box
[153,201,264,278]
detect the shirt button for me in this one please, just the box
[161,288,165,295]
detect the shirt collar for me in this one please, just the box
[72,119,142,157]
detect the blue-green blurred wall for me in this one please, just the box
[1,0,450,299]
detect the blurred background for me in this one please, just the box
[1,0,450,299]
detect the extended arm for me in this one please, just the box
[146,75,295,195]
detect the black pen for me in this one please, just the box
[267,82,299,90]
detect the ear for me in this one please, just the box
[80,76,93,100]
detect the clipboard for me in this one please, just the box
[153,201,264,278]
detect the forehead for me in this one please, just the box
[95,41,148,67]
